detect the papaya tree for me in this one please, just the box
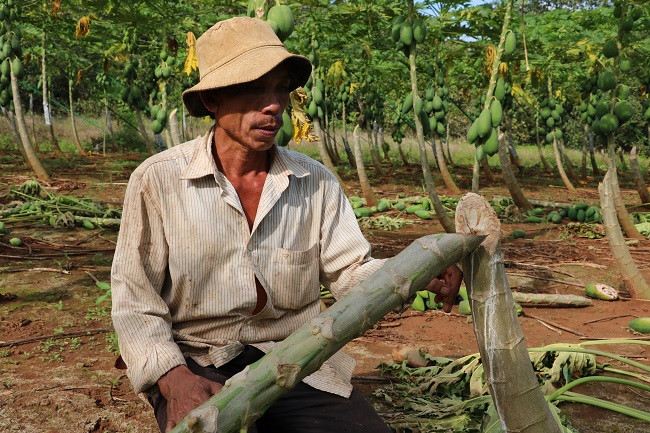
[2,0,51,180]
[392,1,455,232]
[466,0,532,209]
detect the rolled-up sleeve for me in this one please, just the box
[111,167,185,394]
[318,174,386,298]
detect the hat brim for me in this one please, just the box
[182,47,312,118]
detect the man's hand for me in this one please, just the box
[424,264,463,313]
[158,365,223,432]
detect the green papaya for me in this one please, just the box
[421,198,432,211]
[399,22,413,46]
[554,128,563,140]
[494,78,505,101]
[391,24,402,43]
[83,220,95,230]
[575,202,589,210]
[307,100,317,118]
[156,108,168,122]
[0,58,8,76]
[621,16,633,32]
[9,237,22,246]
[629,317,650,334]
[614,100,633,124]
[483,127,498,156]
[509,229,526,239]
[10,33,20,51]
[267,5,295,41]
[429,116,438,132]
[2,42,11,59]
[414,97,423,116]
[432,94,443,111]
[577,209,586,222]
[532,208,545,216]
[490,99,502,127]
[436,121,445,136]
[413,19,426,43]
[401,93,413,114]
[526,216,543,223]
[476,145,485,162]
[11,57,23,78]
[467,119,479,144]
[393,201,406,211]
[477,108,492,138]
[354,207,373,218]
[597,70,616,91]
[599,114,619,134]
[568,207,578,221]
[504,30,516,56]
[458,300,471,315]
[151,120,164,134]
[415,209,432,220]
[602,40,618,58]
[312,87,323,105]
[405,204,424,214]
[377,199,390,212]
[351,201,363,209]
[411,293,426,311]
[0,221,4,233]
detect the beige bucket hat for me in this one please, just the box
[182,17,312,118]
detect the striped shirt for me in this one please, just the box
[111,128,385,397]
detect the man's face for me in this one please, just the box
[206,65,292,152]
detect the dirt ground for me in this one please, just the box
[0,151,649,433]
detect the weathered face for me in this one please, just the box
[202,64,292,152]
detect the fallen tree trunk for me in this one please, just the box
[512,292,592,307]
[455,192,561,433]
[169,233,484,433]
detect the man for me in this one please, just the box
[111,17,462,433]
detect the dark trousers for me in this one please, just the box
[147,346,392,433]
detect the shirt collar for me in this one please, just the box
[179,126,311,181]
[180,127,219,181]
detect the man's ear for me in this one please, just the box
[199,90,218,115]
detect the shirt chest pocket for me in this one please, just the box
[269,244,320,311]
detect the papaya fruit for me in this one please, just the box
[554,128,563,140]
[401,93,413,115]
[540,107,551,119]
[428,116,438,132]
[526,216,543,223]
[458,300,471,315]
[436,121,445,136]
[156,108,168,122]
[575,203,589,210]
[598,114,619,134]
[602,40,618,58]
[307,100,317,118]
[267,5,294,41]
[432,94,443,111]
[405,205,424,214]
[392,201,406,211]
[614,100,633,123]
[351,201,363,209]
[354,207,373,218]
[504,30,516,56]
[482,127,498,157]
[312,87,323,105]
[413,19,426,43]
[9,237,22,246]
[490,99,502,127]
[280,111,293,142]
[414,97,423,116]
[415,209,432,220]
[475,145,485,163]
[494,78,505,101]
[411,293,426,311]
[477,108,492,138]
[597,70,616,91]
[509,229,526,239]
[467,119,479,144]
[458,285,468,301]
[616,84,630,100]
[377,199,390,212]
[83,220,95,230]
[532,208,545,216]
[629,317,650,334]
[421,198,432,211]
[151,120,164,134]
[399,22,413,46]
[577,209,586,222]
[0,221,4,233]
[621,16,633,32]
[595,101,609,118]
[0,58,8,76]
[11,58,22,78]
[630,8,642,21]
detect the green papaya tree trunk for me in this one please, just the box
[397,140,410,166]
[10,65,51,182]
[105,98,118,151]
[552,136,576,192]
[535,113,551,172]
[29,94,37,148]
[587,128,599,176]
[599,169,650,299]
[4,106,28,162]
[314,116,347,193]
[407,28,455,232]
[471,156,480,193]
[498,128,533,210]
[605,138,644,240]
[169,233,484,433]
[629,146,650,204]
[455,193,562,433]
[368,128,383,175]
[434,133,460,195]
[353,125,378,207]
[169,108,182,147]
[135,107,157,155]
[161,83,174,149]
[558,139,578,181]
[445,126,454,165]
[506,115,523,173]
[342,107,356,168]
[41,18,65,158]
[68,79,87,156]
[482,158,495,183]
